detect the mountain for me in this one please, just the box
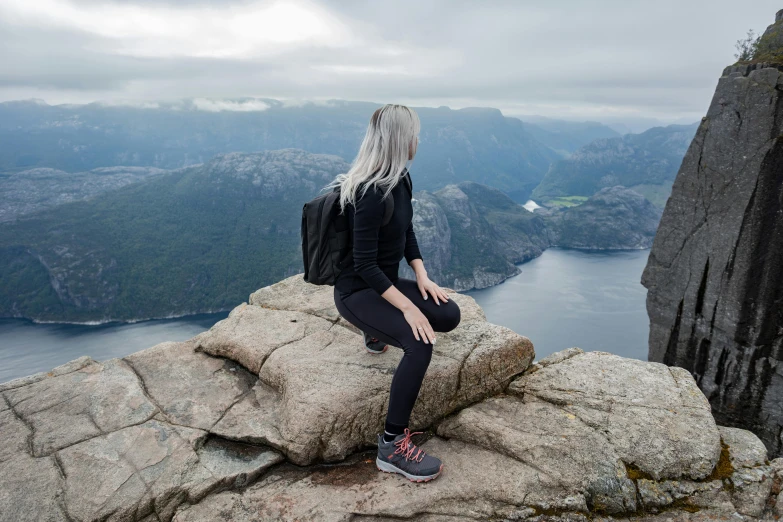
[0,149,350,322]
[642,10,783,458]
[400,181,551,290]
[0,166,168,222]
[542,186,663,249]
[531,123,699,206]
[0,149,663,322]
[516,117,620,156]
[0,99,569,202]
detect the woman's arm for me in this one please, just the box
[403,222,450,306]
[404,221,422,266]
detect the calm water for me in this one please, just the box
[467,247,651,362]
[0,248,651,384]
[0,312,228,383]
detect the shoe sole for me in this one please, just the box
[365,344,388,354]
[375,457,443,482]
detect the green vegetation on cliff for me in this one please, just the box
[0,150,348,322]
[735,11,783,64]
[531,123,698,205]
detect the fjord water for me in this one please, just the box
[0,248,650,383]
[0,312,228,383]
[467,247,651,362]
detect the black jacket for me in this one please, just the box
[335,169,422,297]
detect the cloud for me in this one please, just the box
[0,0,781,126]
[191,98,270,111]
[0,0,351,58]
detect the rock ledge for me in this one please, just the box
[1,274,781,521]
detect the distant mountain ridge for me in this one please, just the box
[0,98,618,202]
[0,166,168,222]
[532,123,699,206]
[0,149,663,323]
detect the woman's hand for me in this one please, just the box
[416,273,450,306]
[403,305,436,344]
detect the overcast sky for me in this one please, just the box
[0,0,779,128]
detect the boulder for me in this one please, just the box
[199,274,533,464]
[57,419,281,521]
[172,348,780,521]
[772,457,783,518]
[717,426,774,518]
[125,340,257,430]
[509,351,721,480]
[436,351,722,513]
[248,272,488,325]
[0,407,67,522]
[172,437,591,522]
[194,304,334,373]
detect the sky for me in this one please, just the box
[0,0,779,130]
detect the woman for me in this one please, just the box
[326,104,461,483]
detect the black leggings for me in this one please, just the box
[333,277,461,431]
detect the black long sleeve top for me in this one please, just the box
[335,170,422,298]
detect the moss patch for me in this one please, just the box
[706,439,735,482]
[736,20,783,64]
[669,497,702,513]
[624,461,654,481]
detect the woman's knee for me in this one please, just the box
[436,300,461,332]
[401,339,433,366]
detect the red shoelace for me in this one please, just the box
[392,428,426,462]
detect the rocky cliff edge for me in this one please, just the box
[1,275,781,521]
[643,9,783,461]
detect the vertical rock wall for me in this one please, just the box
[642,23,783,457]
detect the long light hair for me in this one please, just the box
[325,104,420,213]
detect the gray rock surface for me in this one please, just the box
[642,59,783,458]
[171,347,780,521]
[0,340,283,522]
[438,350,722,514]
[202,274,533,465]
[2,274,781,520]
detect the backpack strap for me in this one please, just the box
[401,168,413,198]
[380,169,413,226]
[381,194,394,227]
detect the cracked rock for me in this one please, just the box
[3,358,158,456]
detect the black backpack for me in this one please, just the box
[301,171,412,285]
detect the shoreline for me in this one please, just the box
[2,247,651,325]
[0,308,231,327]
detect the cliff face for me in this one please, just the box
[642,16,783,458]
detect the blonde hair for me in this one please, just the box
[324,104,420,212]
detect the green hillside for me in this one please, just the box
[0,150,347,322]
[531,123,698,205]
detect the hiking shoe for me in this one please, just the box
[363,331,388,354]
[376,428,443,482]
